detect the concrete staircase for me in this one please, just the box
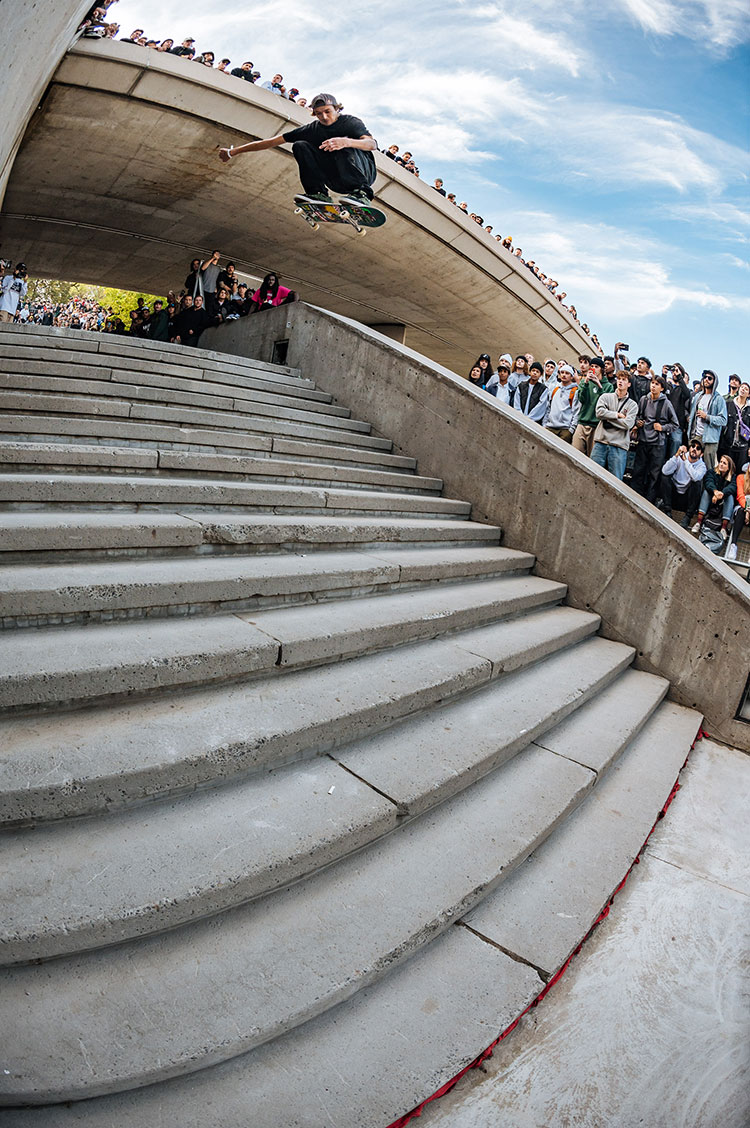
[0,325,702,1127]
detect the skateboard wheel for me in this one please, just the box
[339,209,350,219]
[311,222,319,230]
[294,207,303,214]
[356,228,366,237]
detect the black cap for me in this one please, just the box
[311,93,339,109]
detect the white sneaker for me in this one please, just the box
[725,543,738,561]
[690,521,701,535]
[720,527,728,542]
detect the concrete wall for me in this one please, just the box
[203,304,750,752]
[0,0,89,207]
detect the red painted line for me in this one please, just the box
[385,726,706,1128]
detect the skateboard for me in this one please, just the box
[293,196,386,236]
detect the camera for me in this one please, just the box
[619,342,630,352]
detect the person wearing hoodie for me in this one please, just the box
[543,364,579,441]
[543,358,559,391]
[687,369,727,470]
[632,374,679,502]
[571,357,613,455]
[466,364,487,391]
[473,354,493,385]
[513,361,549,423]
[591,370,638,479]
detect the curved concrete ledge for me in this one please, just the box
[0,39,593,373]
[202,304,750,752]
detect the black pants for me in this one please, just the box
[659,475,701,517]
[633,441,667,502]
[292,141,376,198]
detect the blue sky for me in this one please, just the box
[114,0,749,380]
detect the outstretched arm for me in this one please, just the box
[218,135,286,162]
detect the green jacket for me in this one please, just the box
[576,375,614,426]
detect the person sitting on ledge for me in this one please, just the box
[218,92,377,207]
[249,272,296,311]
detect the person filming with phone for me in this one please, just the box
[0,262,28,324]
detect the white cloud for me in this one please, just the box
[618,0,750,49]
[548,106,749,192]
[511,211,750,320]
[471,7,586,75]
[665,202,750,242]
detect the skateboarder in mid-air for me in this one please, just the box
[218,92,378,208]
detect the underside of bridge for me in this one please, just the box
[0,39,594,374]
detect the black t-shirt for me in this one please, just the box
[231,68,256,82]
[283,114,376,149]
[170,45,193,56]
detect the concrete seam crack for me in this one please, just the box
[457,921,549,983]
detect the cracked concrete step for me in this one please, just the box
[0,351,334,405]
[0,545,532,626]
[0,369,354,424]
[0,326,307,387]
[0,473,470,519]
[0,605,600,824]
[0,513,501,560]
[0,743,594,1104]
[464,696,702,978]
[0,924,539,1127]
[0,635,634,963]
[0,442,441,494]
[0,413,416,469]
[0,391,383,450]
[0,574,567,711]
[1,701,700,1127]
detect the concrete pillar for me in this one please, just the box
[0,0,89,206]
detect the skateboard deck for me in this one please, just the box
[293,196,386,235]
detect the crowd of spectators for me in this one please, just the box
[76,2,597,343]
[2,252,297,349]
[466,346,749,562]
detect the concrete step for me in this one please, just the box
[0,412,417,469]
[0,741,596,1104]
[0,545,532,627]
[0,368,354,423]
[0,605,601,825]
[464,697,702,977]
[0,699,700,1126]
[0,441,442,494]
[0,574,568,711]
[0,346,332,403]
[0,512,501,561]
[0,635,634,963]
[0,472,469,519]
[0,325,308,388]
[0,390,384,450]
[0,924,538,1126]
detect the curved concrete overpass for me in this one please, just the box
[0,39,594,372]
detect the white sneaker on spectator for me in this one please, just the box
[725,543,738,561]
[690,521,701,535]
[720,527,728,542]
